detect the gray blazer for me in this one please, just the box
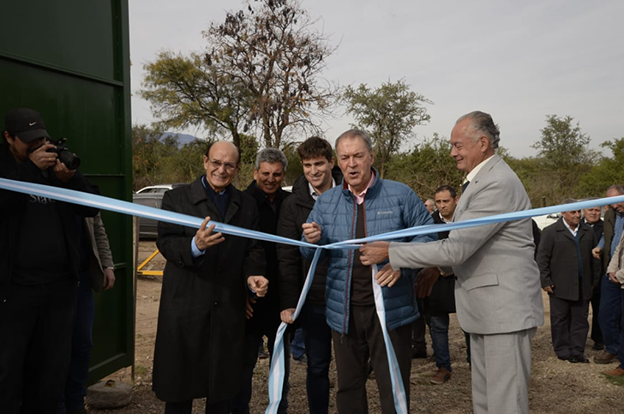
[84,213,114,292]
[389,155,544,334]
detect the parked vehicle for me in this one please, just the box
[133,184,185,238]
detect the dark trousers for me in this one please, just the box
[230,317,290,414]
[58,274,95,413]
[0,279,77,414]
[299,303,332,414]
[617,289,624,369]
[411,315,426,353]
[549,294,590,358]
[332,305,412,414]
[590,277,603,345]
[599,274,622,354]
[164,399,230,414]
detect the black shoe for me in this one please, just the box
[557,355,573,362]
[593,342,605,351]
[293,354,307,364]
[571,355,590,363]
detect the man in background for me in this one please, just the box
[233,148,290,414]
[592,185,624,364]
[583,205,604,350]
[537,202,600,363]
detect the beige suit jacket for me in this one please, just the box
[389,155,544,334]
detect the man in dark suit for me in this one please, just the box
[592,185,624,364]
[152,141,268,414]
[232,148,290,414]
[537,202,601,363]
[583,206,604,350]
[361,111,544,414]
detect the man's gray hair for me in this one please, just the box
[456,111,501,150]
[561,198,577,205]
[255,148,288,171]
[607,184,624,195]
[335,129,373,153]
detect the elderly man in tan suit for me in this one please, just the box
[361,111,544,414]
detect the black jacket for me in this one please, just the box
[537,218,601,301]
[243,181,289,332]
[0,143,99,301]
[276,168,343,309]
[421,210,456,315]
[153,178,266,402]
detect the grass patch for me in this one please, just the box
[135,365,148,376]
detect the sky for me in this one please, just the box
[129,0,623,158]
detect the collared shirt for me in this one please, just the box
[563,219,579,237]
[348,170,376,205]
[309,178,336,201]
[439,214,452,224]
[465,154,495,184]
[611,213,624,258]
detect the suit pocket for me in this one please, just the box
[462,273,499,291]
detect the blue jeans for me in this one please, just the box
[299,303,332,414]
[430,315,451,371]
[599,274,622,354]
[291,327,305,360]
[618,289,624,369]
[57,273,94,414]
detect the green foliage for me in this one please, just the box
[343,80,432,178]
[577,138,624,197]
[131,125,206,190]
[385,134,463,199]
[530,115,597,197]
[140,51,249,148]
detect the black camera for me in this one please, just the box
[47,138,80,170]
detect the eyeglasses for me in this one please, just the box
[208,158,238,172]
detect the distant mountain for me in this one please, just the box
[160,132,203,147]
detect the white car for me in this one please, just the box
[133,183,186,238]
[135,184,184,194]
[533,213,561,230]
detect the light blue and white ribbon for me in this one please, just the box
[2,177,624,414]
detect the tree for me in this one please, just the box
[343,80,432,178]
[142,0,337,150]
[204,0,337,149]
[577,137,624,197]
[528,115,597,202]
[532,115,596,182]
[141,52,251,148]
[132,124,206,189]
[385,134,462,199]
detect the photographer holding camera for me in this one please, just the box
[0,107,99,412]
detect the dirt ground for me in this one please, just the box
[91,241,624,414]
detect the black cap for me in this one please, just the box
[4,108,51,143]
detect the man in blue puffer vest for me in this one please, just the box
[300,129,435,414]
